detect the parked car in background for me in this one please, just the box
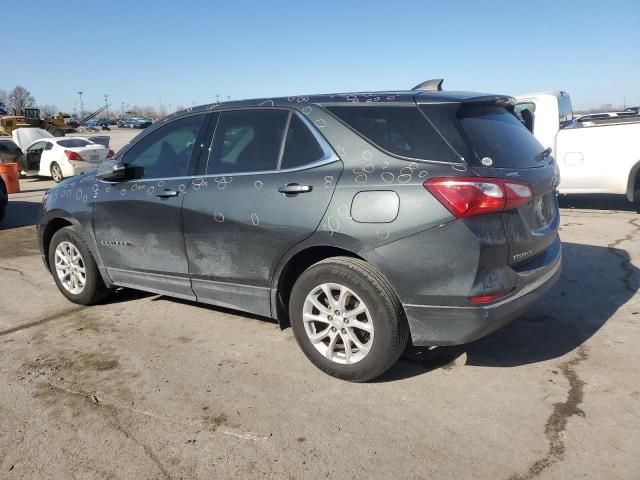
[0,138,26,172]
[135,120,152,129]
[0,175,6,222]
[38,83,561,381]
[12,128,113,182]
[515,91,640,209]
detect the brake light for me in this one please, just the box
[107,149,115,158]
[424,177,533,218]
[64,150,84,161]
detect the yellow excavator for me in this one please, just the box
[0,108,76,136]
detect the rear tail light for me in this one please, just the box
[424,177,533,218]
[64,150,84,161]
[107,149,115,158]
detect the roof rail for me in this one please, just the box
[412,79,444,92]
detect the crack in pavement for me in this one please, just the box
[0,307,86,337]
[607,218,640,293]
[0,265,42,288]
[509,346,589,480]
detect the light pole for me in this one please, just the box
[77,91,84,120]
[104,94,109,120]
[121,102,125,119]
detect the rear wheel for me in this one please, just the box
[634,175,640,213]
[50,162,64,183]
[48,226,111,305]
[289,257,408,382]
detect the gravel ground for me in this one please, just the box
[0,179,638,480]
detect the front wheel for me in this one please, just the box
[289,257,408,382]
[48,226,111,305]
[50,162,64,183]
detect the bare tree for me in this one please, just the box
[0,89,7,105]
[175,104,185,113]
[39,104,59,118]
[9,85,36,115]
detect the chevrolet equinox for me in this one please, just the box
[38,81,562,381]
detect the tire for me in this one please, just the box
[634,175,640,214]
[48,226,111,305]
[51,162,64,183]
[289,256,408,382]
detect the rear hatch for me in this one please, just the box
[420,98,560,267]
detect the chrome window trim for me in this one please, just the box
[203,107,335,176]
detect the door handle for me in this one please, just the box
[155,189,179,198]
[277,183,313,196]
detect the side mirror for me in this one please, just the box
[96,160,126,181]
[96,160,144,182]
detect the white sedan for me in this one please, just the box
[12,128,113,182]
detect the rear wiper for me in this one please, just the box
[536,147,552,161]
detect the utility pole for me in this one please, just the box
[104,94,110,120]
[121,102,125,118]
[78,91,84,121]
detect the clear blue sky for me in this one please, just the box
[4,0,639,113]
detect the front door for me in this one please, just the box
[182,109,342,316]
[93,113,209,299]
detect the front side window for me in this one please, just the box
[514,102,536,132]
[326,105,458,162]
[208,110,288,174]
[27,141,47,153]
[122,114,204,179]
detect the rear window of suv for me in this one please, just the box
[325,105,459,162]
[457,105,546,168]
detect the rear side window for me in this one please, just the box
[458,105,545,168]
[58,139,91,148]
[326,105,458,162]
[208,110,288,174]
[280,115,325,169]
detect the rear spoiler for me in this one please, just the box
[88,135,110,148]
[460,95,516,107]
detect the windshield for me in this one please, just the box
[458,105,546,168]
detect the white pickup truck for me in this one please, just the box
[514,91,640,208]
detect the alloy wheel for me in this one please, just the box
[302,283,374,364]
[51,164,63,182]
[54,241,86,295]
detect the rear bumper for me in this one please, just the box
[404,247,562,346]
[63,161,97,178]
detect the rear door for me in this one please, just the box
[453,103,560,266]
[182,108,341,316]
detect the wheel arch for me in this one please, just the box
[271,245,366,329]
[626,159,640,202]
[41,215,112,288]
[41,217,76,271]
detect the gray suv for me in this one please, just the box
[38,84,561,381]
